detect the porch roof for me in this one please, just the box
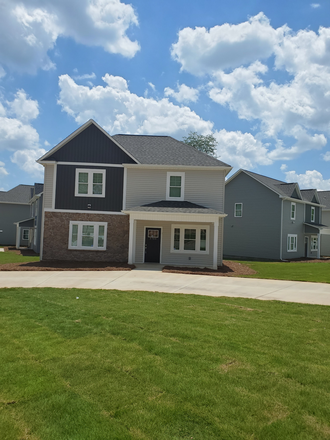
[123,200,224,215]
[15,218,34,227]
[304,222,327,233]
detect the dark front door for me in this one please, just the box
[145,228,161,263]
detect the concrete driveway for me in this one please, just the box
[0,264,329,305]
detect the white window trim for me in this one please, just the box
[234,203,243,218]
[22,229,29,240]
[75,169,106,198]
[68,221,107,250]
[170,224,209,254]
[166,172,185,201]
[311,206,315,223]
[291,202,296,220]
[287,234,297,252]
[310,235,318,251]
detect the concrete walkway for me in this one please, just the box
[0,265,329,305]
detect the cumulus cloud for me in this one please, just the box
[0,161,9,176]
[323,151,330,161]
[11,148,46,178]
[164,83,199,103]
[7,90,39,123]
[0,66,6,79]
[214,129,272,169]
[283,169,330,190]
[73,72,96,81]
[0,0,139,73]
[57,74,213,137]
[311,3,320,8]
[171,13,287,75]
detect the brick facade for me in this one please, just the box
[42,211,129,262]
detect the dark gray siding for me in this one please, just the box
[224,172,281,260]
[305,204,321,223]
[55,165,124,212]
[44,124,136,164]
[281,200,305,259]
[0,203,31,245]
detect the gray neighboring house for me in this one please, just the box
[318,191,330,256]
[38,119,232,269]
[224,169,326,260]
[0,184,34,246]
[15,183,44,253]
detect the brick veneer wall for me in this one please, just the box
[42,211,129,262]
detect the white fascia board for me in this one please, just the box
[280,196,325,207]
[225,168,243,185]
[37,119,139,165]
[44,208,127,215]
[123,163,232,172]
[0,201,30,205]
[122,211,226,222]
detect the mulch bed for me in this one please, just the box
[162,261,257,277]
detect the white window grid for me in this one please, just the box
[75,169,106,198]
[166,172,185,201]
[287,234,297,252]
[310,236,318,251]
[311,206,315,223]
[68,221,107,250]
[291,202,296,220]
[234,203,243,217]
[171,224,209,254]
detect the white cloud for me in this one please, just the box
[171,13,287,75]
[283,169,330,190]
[0,66,6,79]
[0,0,139,73]
[214,129,272,169]
[57,74,213,137]
[280,164,287,171]
[323,151,330,161]
[7,90,39,123]
[0,161,9,176]
[311,3,320,8]
[73,72,96,81]
[11,148,46,178]
[164,83,199,103]
[0,117,39,152]
[148,82,156,91]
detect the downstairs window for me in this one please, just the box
[68,221,107,250]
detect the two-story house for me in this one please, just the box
[318,191,330,256]
[224,169,326,260]
[37,120,232,269]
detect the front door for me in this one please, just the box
[304,236,308,258]
[145,228,161,263]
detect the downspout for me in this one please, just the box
[280,198,283,260]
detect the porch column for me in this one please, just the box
[16,225,20,249]
[317,234,321,259]
[213,219,219,270]
[128,216,135,264]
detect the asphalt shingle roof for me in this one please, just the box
[318,191,330,209]
[113,134,231,167]
[125,200,223,215]
[0,185,34,204]
[300,189,318,203]
[242,170,301,198]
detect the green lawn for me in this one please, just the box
[235,260,330,283]
[0,250,39,265]
[1,288,330,439]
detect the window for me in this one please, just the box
[287,234,297,252]
[291,203,296,220]
[166,172,185,201]
[311,236,318,251]
[171,225,209,253]
[22,229,29,240]
[234,203,243,217]
[311,206,315,223]
[68,221,107,250]
[75,169,106,197]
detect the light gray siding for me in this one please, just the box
[320,211,330,256]
[126,168,226,211]
[0,203,31,245]
[134,220,215,267]
[224,172,282,260]
[43,164,55,209]
[281,200,305,259]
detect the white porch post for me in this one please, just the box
[128,216,135,264]
[317,234,321,259]
[213,219,219,270]
[16,225,20,249]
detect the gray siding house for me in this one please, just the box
[15,183,44,253]
[0,184,34,246]
[38,120,232,269]
[224,170,325,260]
[318,191,330,256]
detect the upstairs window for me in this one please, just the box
[166,172,185,201]
[291,203,296,220]
[234,203,243,217]
[69,221,107,250]
[311,206,315,223]
[75,169,106,197]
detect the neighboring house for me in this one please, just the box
[318,191,330,256]
[37,120,232,269]
[0,184,34,246]
[224,169,326,260]
[15,183,44,253]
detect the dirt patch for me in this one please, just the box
[287,257,330,263]
[162,260,257,277]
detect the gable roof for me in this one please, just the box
[112,134,231,168]
[300,189,320,204]
[38,119,231,169]
[318,191,330,209]
[124,200,223,215]
[0,184,34,204]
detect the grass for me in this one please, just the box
[0,250,39,265]
[1,288,330,439]
[235,260,330,283]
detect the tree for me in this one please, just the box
[182,131,218,157]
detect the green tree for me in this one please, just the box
[182,131,218,157]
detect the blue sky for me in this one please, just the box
[1,0,330,191]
